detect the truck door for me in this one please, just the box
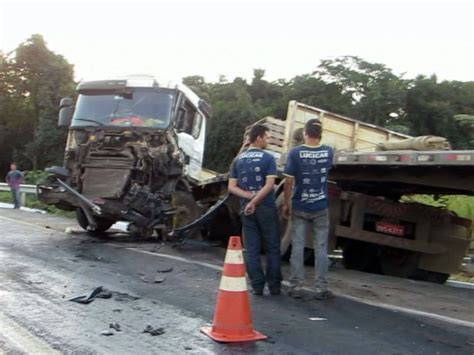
[175,98,205,179]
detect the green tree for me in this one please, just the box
[315,56,410,130]
[405,76,474,149]
[12,34,75,169]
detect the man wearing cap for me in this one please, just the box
[282,119,334,300]
[228,124,282,296]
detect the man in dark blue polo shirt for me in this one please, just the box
[228,124,282,296]
[282,119,334,300]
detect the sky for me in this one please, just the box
[0,0,473,84]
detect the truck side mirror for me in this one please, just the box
[58,98,74,127]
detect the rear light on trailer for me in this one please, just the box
[368,155,387,162]
[417,155,432,162]
[445,154,472,162]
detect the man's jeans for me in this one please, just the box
[290,208,330,292]
[242,205,282,292]
[11,187,21,209]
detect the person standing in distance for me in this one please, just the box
[228,124,282,296]
[5,162,24,209]
[282,119,334,300]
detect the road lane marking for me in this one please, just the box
[337,294,474,328]
[0,215,48,230]
[108,245,222,271]
[0,312,60,354]
[118,245,474,329]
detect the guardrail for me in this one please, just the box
[0,183,37,206]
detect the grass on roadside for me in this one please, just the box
[0,191,74,218]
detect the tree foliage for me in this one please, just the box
[1,36,473,177]
[0,35,75,177]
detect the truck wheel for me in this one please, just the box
[378,247,419,278]
[75,208,115,234]
[276,193,292,260]
[172,191,202,240]
[304,248,315,265]
[411,269,450,284]
[342,239,378,272]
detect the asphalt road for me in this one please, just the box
[0,207,473,354]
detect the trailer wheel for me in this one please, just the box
[75,208,115,234]
[342,240,378,272]
[378,247,419,278]
[411,269,450,284]
[276,193,292,260]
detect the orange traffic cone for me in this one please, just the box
[201,236,267,342]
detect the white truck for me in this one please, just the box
[38,77,473,283]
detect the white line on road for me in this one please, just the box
[0,214,49,230]
[119,245,474,329]
[0,312,60,354]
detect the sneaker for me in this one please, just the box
[251,289,263,296]
[314,290,335,300]
[288,287,303,299]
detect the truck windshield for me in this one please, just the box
[72,88,175,128]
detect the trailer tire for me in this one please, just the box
[276,193,292,260]
[411,269,450,284]
[76,208,115,234]
[342,240,378,272]
[378,247,419,278]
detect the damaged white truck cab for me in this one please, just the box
[38,76,231,238]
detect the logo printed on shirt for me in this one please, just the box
[299,150,329,159]
[240,151,264,159]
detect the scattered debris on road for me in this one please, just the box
[143,325,165,336]
[156,267,173,273]
[68,286,112,304]
[109,323,122,331]
[154,276,166,283]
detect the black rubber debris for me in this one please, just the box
[143,325,165,336]
[68,286,103,304]
[109,322,122,331]
[68,286,113,304]
[156,267,173,273]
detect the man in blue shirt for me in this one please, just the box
[282,119,334,300]
[229,124,282,296]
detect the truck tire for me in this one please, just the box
[276,193,292,260]
[378,247,419,278]
[411,269,450,284]
[275,192,319,265]
[75,208,115,234]
[342,239,379,272]
[172,191,202,240]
